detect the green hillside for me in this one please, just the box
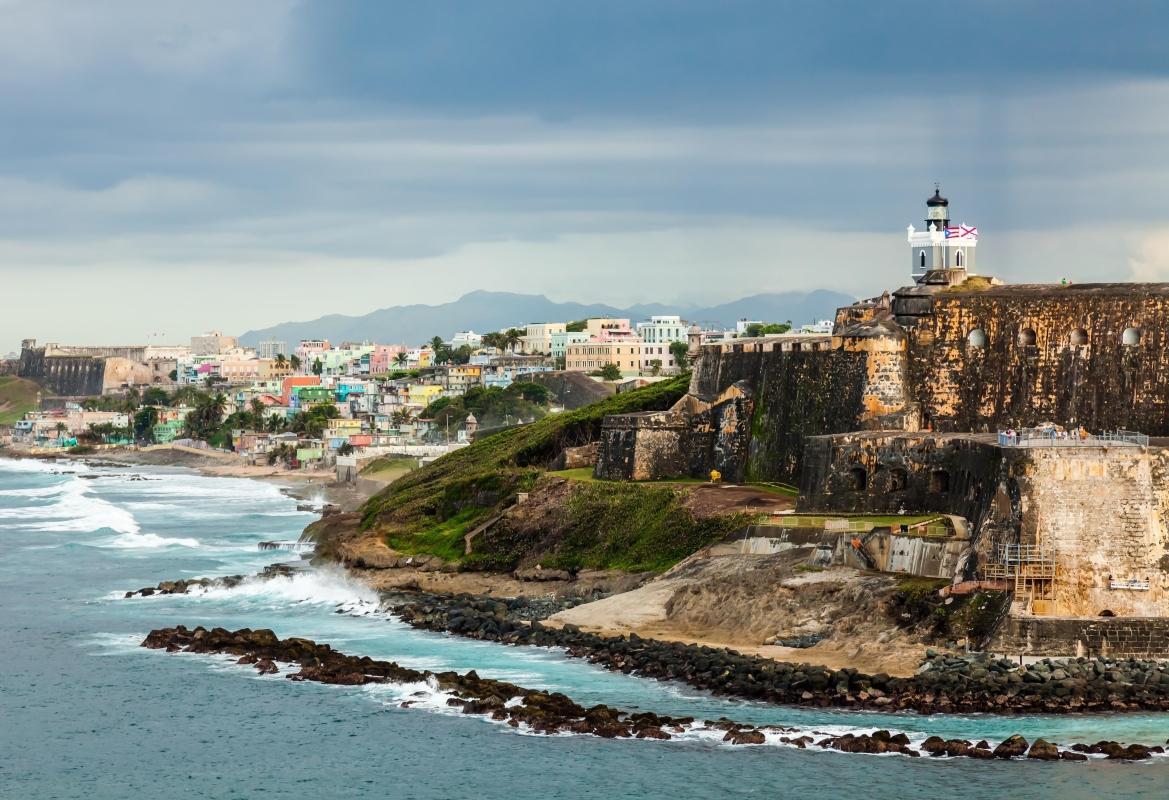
[358,375,691,554]
[0,376,39,425]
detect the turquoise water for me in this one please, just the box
[1,457,1167,799]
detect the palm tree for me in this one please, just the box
[289,354,302,372]
[394,352,408,368]
[54,421,68,441]
[275,353,287,368]
[504,328,523,352]
[430,336,445,352]
[249,397,266,430]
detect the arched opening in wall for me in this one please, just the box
[848,467,868,492]
[1099,609,1116,618]
[889,467,908,491]
[955,250,963,267]
[1018,328,1036,346]
[1070,328,1088,346]
[919,250,926,269]
[929,470,950,493]
[966,328,987,348]
[1122,327,1141,346]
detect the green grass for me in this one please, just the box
[747,482,800,497]
[0,376,38,425]
[385,508,482,562]
[473,479,748,574]
[360,455,418,482]
[547,467,710,486]
[778,514,943,528]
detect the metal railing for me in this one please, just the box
[998,428,1149,448]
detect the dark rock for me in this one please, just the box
[993,735,1028,759]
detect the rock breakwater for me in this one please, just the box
[141,625,1162,761]
[388,593,1169,715]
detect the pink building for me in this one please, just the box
[370,344,409,374]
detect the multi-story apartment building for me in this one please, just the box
[257,340,287,359]
[635,315,688,345]
[519,322,566,355]
[565,339,644,377]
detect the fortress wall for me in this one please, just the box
[1014,446,1169,617]
[17,348,106,396]
[910,287,1169,433]
[992,616,1169,659]
[797,433,1004,524]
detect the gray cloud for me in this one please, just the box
[0,1,1167,350]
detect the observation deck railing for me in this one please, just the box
[997,428,1149,448]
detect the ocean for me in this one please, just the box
[0,456,1166,799]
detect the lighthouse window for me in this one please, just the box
[1122,327,1141,346]
[955,250,963,267]
[919,250,926,268]
[967,328,987,349]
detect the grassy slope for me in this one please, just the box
[359,375,695,568]
[0,376,38,425]
[470,481,749,574]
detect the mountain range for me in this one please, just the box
[239,289,855,346]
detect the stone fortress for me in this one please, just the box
[596,189,1169,656]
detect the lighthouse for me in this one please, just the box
[906,186,978,284]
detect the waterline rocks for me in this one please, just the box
[386,592,1169,715]
[141,625,1155,762]
[123,563,300,598]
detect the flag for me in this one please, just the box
[944,225,978,239]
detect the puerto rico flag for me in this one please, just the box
[945,225,978,239]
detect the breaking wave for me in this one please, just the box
[190,567,378,611]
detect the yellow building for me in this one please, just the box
[565,340,644,377]
[407,383,444,409]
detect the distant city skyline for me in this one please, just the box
[2,1,1168,349]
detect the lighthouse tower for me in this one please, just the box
[906,186,978,285]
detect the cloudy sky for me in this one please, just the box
[2,1,1168,350]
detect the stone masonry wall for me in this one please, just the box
[18,347,106,397]
[992,616,1169,658]
[909,284,1169,433]
[1013,446,1169,617]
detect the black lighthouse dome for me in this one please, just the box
[926,187,949,207]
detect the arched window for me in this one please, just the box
[1122,327,1141,346]
[967,328,987,348]
[955,250,963,267]
[849,467,868,492]
[1018,328,1036,346]
[1099,609,1116,618]
[929,470,950,493]
[919,250,926,269]
[1070,328,1088,346]
[889,467,908,491]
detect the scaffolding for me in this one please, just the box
[981,543,1057,613]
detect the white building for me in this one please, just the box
[451,331,483,349]
[257,340,288,359]
[734,319,763,336]
[636,315,688,345]
[518,322,566,355]
[800,320,834,334]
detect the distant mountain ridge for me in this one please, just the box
[239,289,855,346]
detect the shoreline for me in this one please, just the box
[15,448,1169,730]
[2,445,383,513]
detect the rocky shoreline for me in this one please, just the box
[142,624,1164,761]
[387,592,1169,715]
